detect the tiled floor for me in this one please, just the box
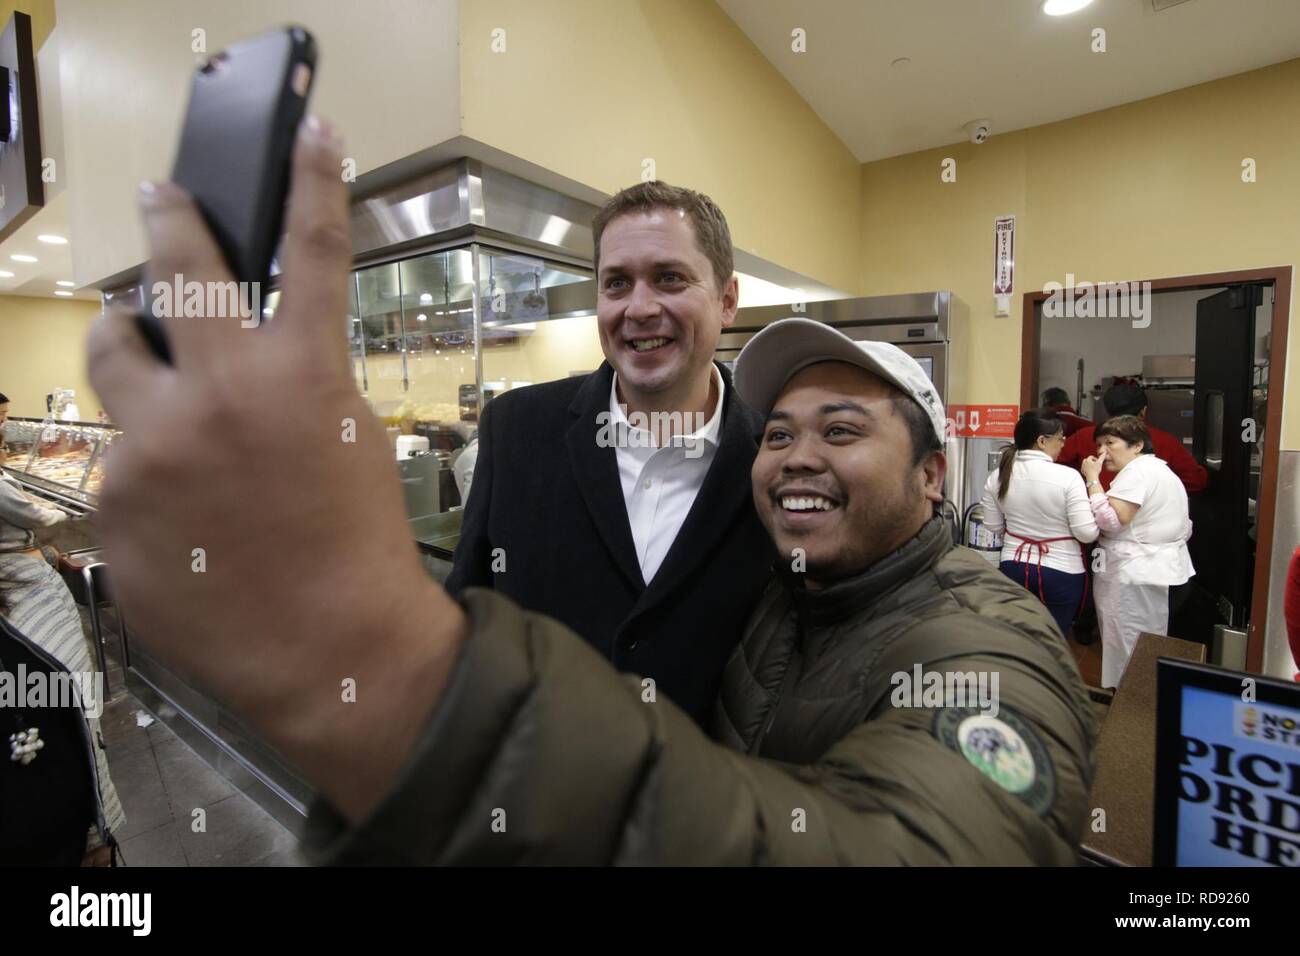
[89,613,303,867]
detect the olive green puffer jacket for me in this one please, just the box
[304,516,1097,864]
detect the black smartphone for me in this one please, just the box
[139,25,317,361]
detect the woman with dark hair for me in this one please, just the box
[1082,414,1194,688]
[979,409,1098,637]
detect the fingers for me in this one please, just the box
[86,304,171,427]
[138,181,244,364]
[274,115,352,374]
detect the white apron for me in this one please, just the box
[1093,571,1167,688]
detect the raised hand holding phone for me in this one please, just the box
[89,112,467,824]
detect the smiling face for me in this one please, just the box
[1098,434,1143,471]
[752,362,945,588]
[596,209,737,407]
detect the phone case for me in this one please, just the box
[171,25,317,290]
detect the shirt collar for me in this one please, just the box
[608,363,725,450]
[1017,449,1053,461]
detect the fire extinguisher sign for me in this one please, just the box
[994,215,1015,296]
[947,404,1019,439]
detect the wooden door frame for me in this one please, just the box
[1020,266,1292,673]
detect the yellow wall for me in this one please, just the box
[0,0,54,49]
[0,294,102,418]
[860,56,1300,447]
[458,0,862,294]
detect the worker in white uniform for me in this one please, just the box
[980,408,1099,638]
[1081,414,1194,688]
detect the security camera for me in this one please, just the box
[964,119,992,144]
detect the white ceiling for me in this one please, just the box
[0,191,98,302]
[719,0,1300,162]
[0,26,96,304]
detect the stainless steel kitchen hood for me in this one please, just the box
[349,158,600,267]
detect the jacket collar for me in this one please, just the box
[565,362,643,589]
[565,361,764,595]
[778,514,952,627]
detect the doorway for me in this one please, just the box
[1021,267,1291,675]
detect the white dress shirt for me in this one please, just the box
[609,364,724,585]
[980,449,1099,574]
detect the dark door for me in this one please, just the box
[1179,285,1259,642]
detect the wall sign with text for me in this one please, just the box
[947,404,1019,439]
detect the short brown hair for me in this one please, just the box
[1095,414,1153,453]
[591,181,734,294]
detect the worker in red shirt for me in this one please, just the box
[1041,387,1093,437]
[1057,381,1208,494]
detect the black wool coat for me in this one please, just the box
[445,361,774,724]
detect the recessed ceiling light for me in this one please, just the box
[10,254,38,263]
[0,271,13,278]
[56,280,75,288]
[54,291,74,297]
[37,234,68,245]
[1042,0,1094,14]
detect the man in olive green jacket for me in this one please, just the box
[300,321,1097,865]
[88,127,1095,866]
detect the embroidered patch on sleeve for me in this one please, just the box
[932,706,1056,816]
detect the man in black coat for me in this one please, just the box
[445,181,773,724]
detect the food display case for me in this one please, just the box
[1,417,119,514]
[346,242,598,573]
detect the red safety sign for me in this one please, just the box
[947,404,1019,439]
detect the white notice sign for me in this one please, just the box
[994,215,1015,295]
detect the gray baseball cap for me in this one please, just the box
[734,318,946,447]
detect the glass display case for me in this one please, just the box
[347,243,596,569]
[1,417,120,511]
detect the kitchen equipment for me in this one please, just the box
[724,292,953,404]
[963,502,1004,566]
[395,434,430,460]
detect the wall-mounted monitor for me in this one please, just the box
[0,12,44,242]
